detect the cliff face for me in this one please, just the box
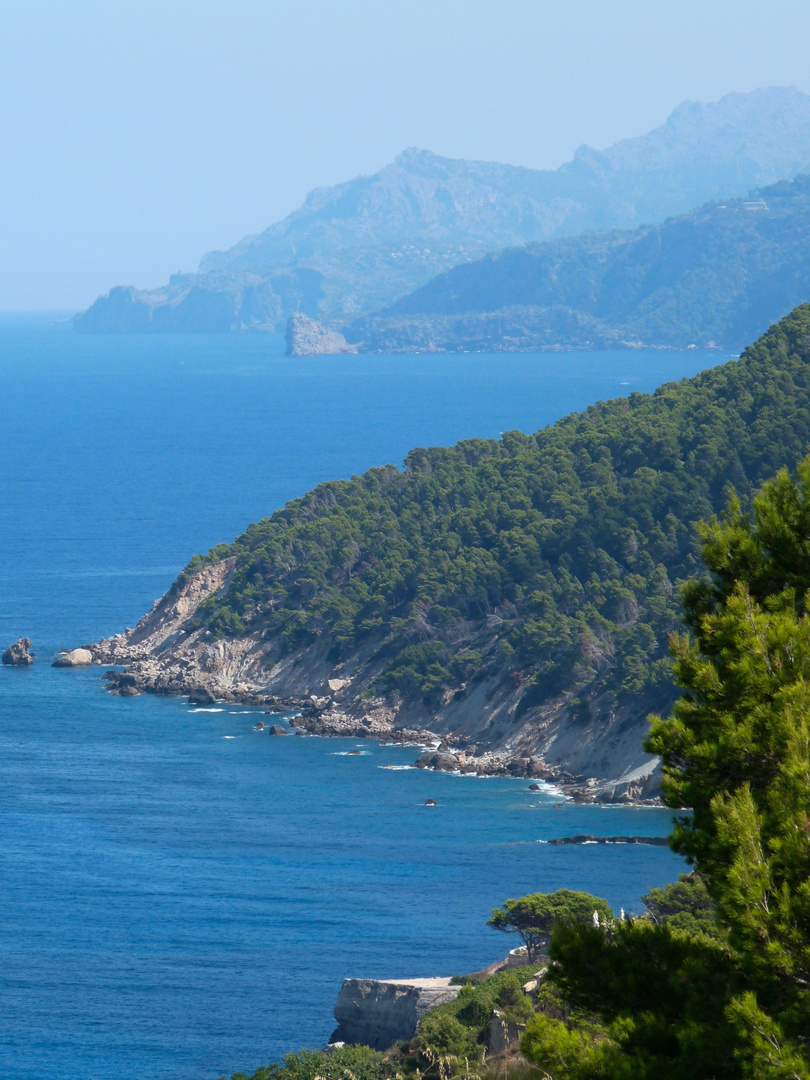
[75,270,323,334]
[286,313,356,356]
[331,979,462,1050]
[91,556,662,799]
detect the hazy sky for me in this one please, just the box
[3,0,810,310]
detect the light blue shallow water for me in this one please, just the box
[0,316,725,1080]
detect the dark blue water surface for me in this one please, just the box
[0,316,727,1080]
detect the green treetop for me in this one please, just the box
[489,890,613,963]
[520,459,810,1079]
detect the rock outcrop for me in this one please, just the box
[488,1009,527,1056]
[52,648,93,668]
[286,314,357,356]
[2,638,34,666]
[545,835,670,846]
[331,978,462,1050]
[77,554,663,798]
[3,638,34,666]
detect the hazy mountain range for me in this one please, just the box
[75,87,810,336]
[337,175,810,353]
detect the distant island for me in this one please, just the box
[74,87,810,337]
[78,306,810,802]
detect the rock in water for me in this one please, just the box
[188,685,217,705]
[2,638,34,666]
[52,648,93,667]
[268,724,288,736]
[545,834,670,846]
[415,752,460,772]
[285,313,357,356]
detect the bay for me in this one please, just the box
[0,316,722,1080]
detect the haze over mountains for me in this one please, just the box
[75,87,810,337]
[341,175,810,353]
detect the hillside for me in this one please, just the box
[88,307,810,798]
[342,175,810,352]
[74,87,810,334]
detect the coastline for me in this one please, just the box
[65,555,664,808]
[85,650,660,806]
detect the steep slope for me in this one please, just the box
[345,175,810,352]
[90,307,810,798]
[75,88,810,334]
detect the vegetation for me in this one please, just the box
[520,459,810,1078]
[488,890,613,962]
[219,1045,393,1080]
[220,450,810,1080]
[180,305,810,731]
[352,175,810,351]
[640,873,719,939]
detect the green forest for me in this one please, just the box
[348,175,810,352]
[220,417,810,1080]
[182,305,810,729]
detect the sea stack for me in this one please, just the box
[2,638,34,666]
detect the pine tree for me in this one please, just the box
[647,458,810,1075]
[523,459,810,1079]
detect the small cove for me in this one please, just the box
[0,317,721,1080]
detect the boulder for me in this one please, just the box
[526,757,548,778]
[2,638,34,666]
[425,798,437,806]
[118,684,141,697]
[52,648,93,667]
[268,724,288,736]
[188,685,217,704]
[415,752,459,772]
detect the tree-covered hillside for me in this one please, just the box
[182,306,810,726]
[348,176,810,351]
[219,452,810,1079]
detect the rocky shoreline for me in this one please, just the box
[86,649,660,804]
[44,554,663,806]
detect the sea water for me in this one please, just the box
[0,316,724,1080]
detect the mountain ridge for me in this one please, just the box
[74,87,810,335]
[336,174,810,352]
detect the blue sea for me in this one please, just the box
[0,316,726,1080]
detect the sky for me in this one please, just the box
[3,0,810,310]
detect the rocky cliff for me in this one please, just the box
[89,556,661,799]
[331,978,462,1050]
[286,313,356,356]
